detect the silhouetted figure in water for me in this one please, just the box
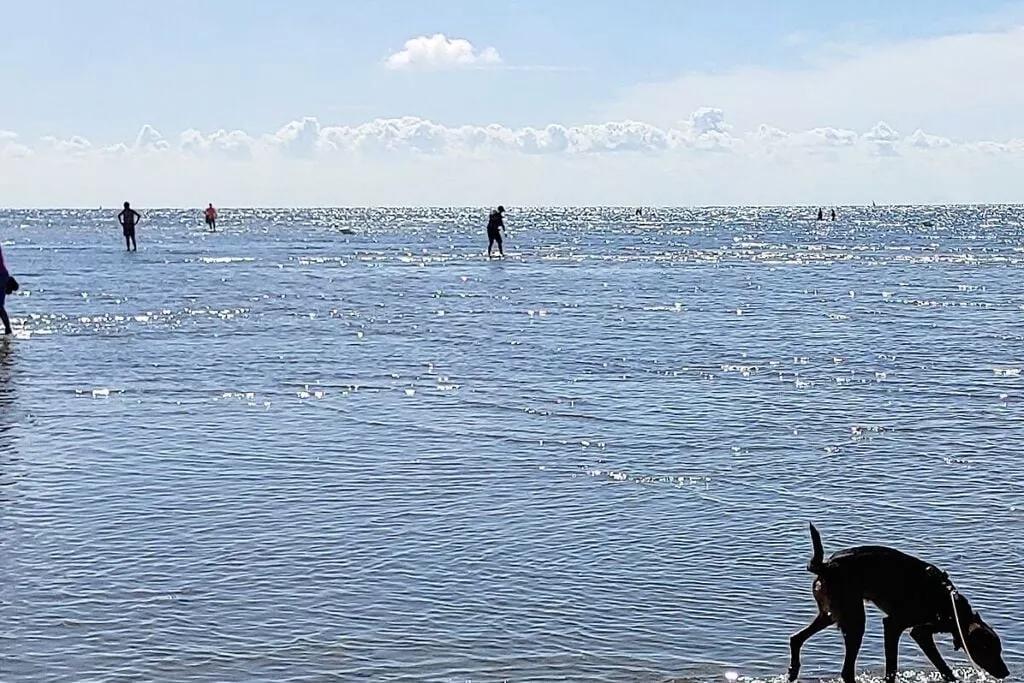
[118,201,141,251]
[831,208,836,221]
[817,208,824,221]
[204,203,218,231]
[487,205,505,258]
[0,244,14,334]
[636,208,642,217]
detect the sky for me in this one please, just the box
[2,0,1024,207]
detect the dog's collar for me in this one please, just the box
[927,566,969,648]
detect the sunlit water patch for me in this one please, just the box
[0,206,1022,681]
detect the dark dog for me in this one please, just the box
[788,523,1008,683]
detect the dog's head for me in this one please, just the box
[954,610,1009,679]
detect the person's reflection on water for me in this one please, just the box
[0,337,16,438]
[0,338,18,495]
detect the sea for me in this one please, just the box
[0,206,1022,682]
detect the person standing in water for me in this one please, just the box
[118,201,141,251]
[0,244,13,335]
[817,208,824,221]
[830,208,836,221]
[487,205,506,258]
[204,203,218,231]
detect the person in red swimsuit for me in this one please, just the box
[204,203,218,231]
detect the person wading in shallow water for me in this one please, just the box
[204,203,218,231]
[0,244,15,335]
[118,201,141,251]
[487,205,505,258]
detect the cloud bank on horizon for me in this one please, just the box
[5,108,1009,161]
[4,108,1022,207]
[3,21,1024,207]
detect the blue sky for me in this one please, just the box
[2,0,1024,206]
[2,0,1020,140]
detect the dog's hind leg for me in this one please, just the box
[883,617,907,683]
[909,626,957,682]
[836,599,866,683]
[788,612,832,681]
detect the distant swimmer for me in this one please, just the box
[204,203,218,231]
[0,244,14,335]
[817,208,824,221]
[118,201,141,251]
[487,205,506,258]
[831,208,836,221]
[635,208,642,217]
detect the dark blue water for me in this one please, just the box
[1,206,1022,682]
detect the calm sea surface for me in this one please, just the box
[1,206,1023,682]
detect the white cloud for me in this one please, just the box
[907,129,953,150]
[385,33,502,71]
[180,128,255,161]
[133,124,170,152]
[862,122,900,156]
[863,122,899,143]
[40,134,93,156]
[2,109,1024,207]
[598,25,1024,141]
[265,117,322,158]
[0,131,32,159]
[689,107,729,135]
[672,107,740,152]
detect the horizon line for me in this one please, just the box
[1,202,1022,211]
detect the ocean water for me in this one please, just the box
[0,206,1022,682]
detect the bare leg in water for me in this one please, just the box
[0,277,10,334]
[488,233,504,258]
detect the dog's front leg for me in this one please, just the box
[882,617,906,682]
[909,626,957,681]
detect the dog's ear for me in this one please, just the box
[960,611,985,643]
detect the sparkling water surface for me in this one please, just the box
[1,206,1022,682]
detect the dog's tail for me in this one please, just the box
[806,523,825,574]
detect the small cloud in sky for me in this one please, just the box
[385,33,502,71]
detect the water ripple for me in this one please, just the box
[0,206,1022,681]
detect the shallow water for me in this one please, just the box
[1,206,1022,682]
